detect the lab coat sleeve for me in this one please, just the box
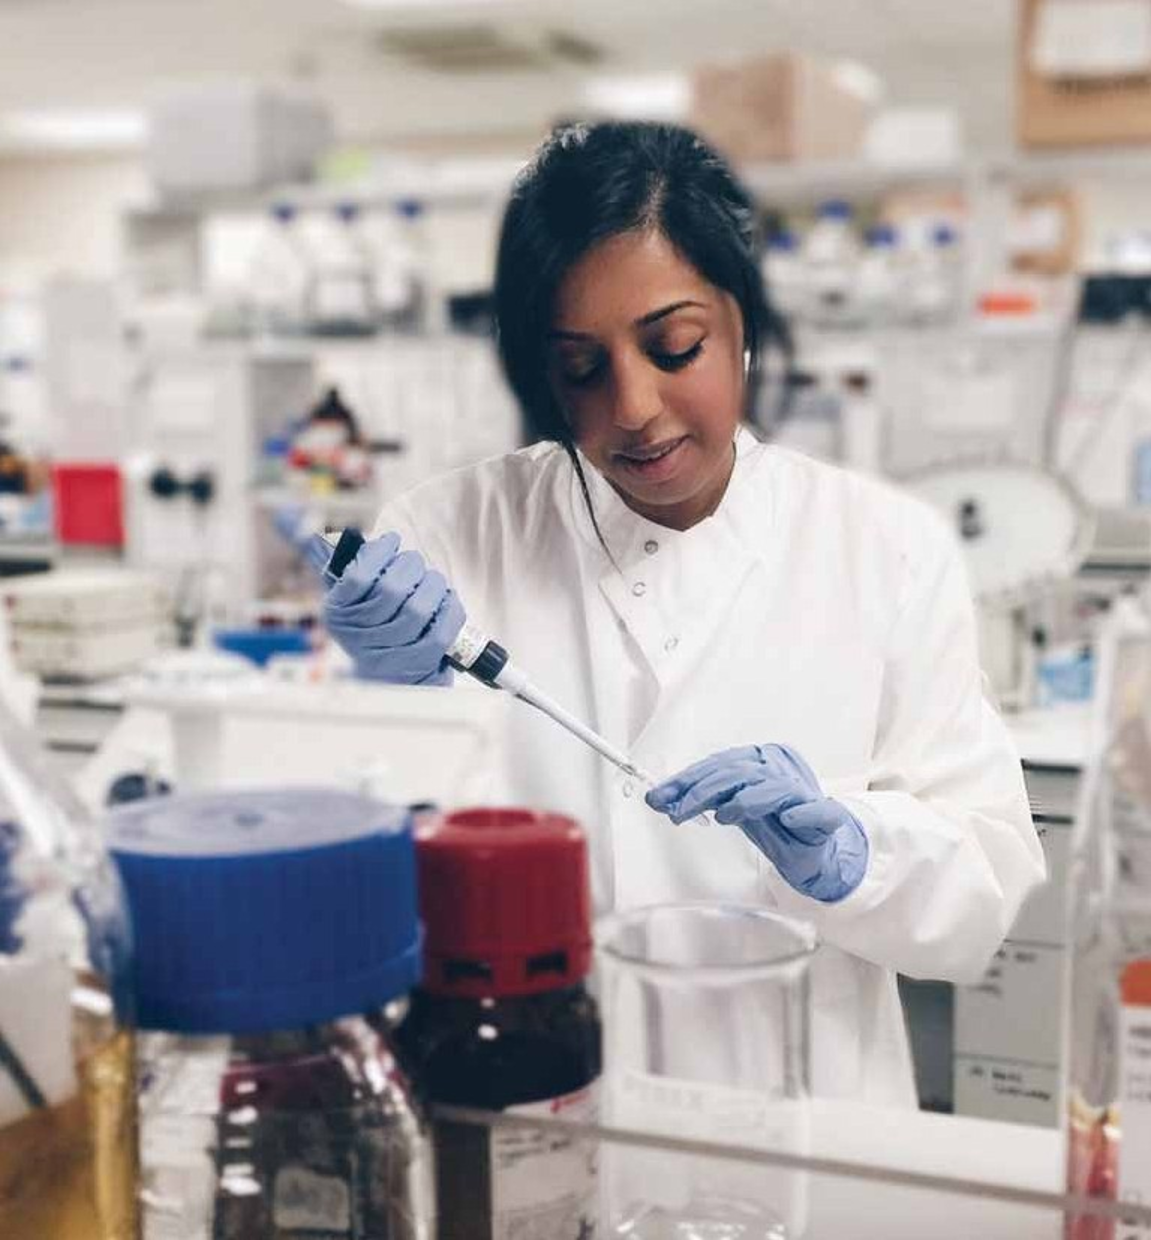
[759,515,1046,984]
[369,496,457,582]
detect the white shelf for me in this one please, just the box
[745,147,1151,204]
[122,146,1151,224]
[252,487,380,518]
[742,159,971,203]
[124,157,524,221]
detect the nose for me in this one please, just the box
[610,352,663,432]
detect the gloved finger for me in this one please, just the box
[330,547,424,625]
[326,532,402,608]
[775,744,824,796]
[645,745,763,812]
[654,761,767,824]
[357,591,463,681]
[371,570,450,647]
[272,503,309,547]
[778,799,846,845]
[423,588,466,658]
[713,782,810,827]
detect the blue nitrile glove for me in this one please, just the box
[305,531,465,685]
[271,503,314,555]
[646,743,869,903]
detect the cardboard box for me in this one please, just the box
[1009,187,1082,275]
[689,53,873,163]
[1018,0,1151,148]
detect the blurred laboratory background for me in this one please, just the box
[2,1,1151,1235]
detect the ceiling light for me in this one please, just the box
[581,73,690,121]
[0,109,148,151]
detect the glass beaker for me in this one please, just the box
[598,903,815,1240]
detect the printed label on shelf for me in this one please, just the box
[1119,962,1151,1238]
[953,1056,1060,1127]
[490,1083,599,1240]
[273,1166,352,1234]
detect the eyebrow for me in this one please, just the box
[549,299,707,341]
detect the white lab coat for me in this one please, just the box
[373,426,1045,1106]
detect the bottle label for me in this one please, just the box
[1120,963,1151,1236]
[490,1083,599,1240]
[273,1166,352,1234]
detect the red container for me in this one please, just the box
[52,463,124,547]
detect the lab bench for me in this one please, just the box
[802,1100,1063,1238]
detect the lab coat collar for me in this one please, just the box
[569,424,772,566]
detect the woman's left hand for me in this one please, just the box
[646,743,869,903]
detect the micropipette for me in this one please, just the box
[322,529,656,787]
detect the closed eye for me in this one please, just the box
[651,340,705,371]
[560,359,605,388]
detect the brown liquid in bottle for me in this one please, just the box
[0,996,138,1240]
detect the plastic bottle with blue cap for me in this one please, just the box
[110,787,433,1239]
[803,199,862,326]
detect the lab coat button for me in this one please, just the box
[664,636,679,652]
[621,781,635,798]
[644,540,659,555]
[632,581,647,597]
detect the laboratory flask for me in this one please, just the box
[598,904,815,1240]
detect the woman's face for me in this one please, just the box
[548,228,747,531]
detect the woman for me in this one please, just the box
[311,121,1045,1106]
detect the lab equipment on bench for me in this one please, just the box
[905,461,1094,710]
[103,673,509,808]
[2,567,173,680]
[598,904,816,1240]
[110,788,433,1239]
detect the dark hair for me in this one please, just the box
[493,121,791,531]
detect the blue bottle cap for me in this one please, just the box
[768,230,799,252]
[110,789,421,1035]
[817,199,853,220]
[866,224,898,247]
[933,223,958,246]
[270,202,298,224]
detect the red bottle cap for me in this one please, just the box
[415,807,593,998]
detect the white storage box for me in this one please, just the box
[147,84,334,196]
[11,622,170,681]
[3,569,169,628]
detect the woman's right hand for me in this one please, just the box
[307,531,466,685]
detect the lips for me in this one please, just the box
[613,435,688,481]
[615,437,685,465]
